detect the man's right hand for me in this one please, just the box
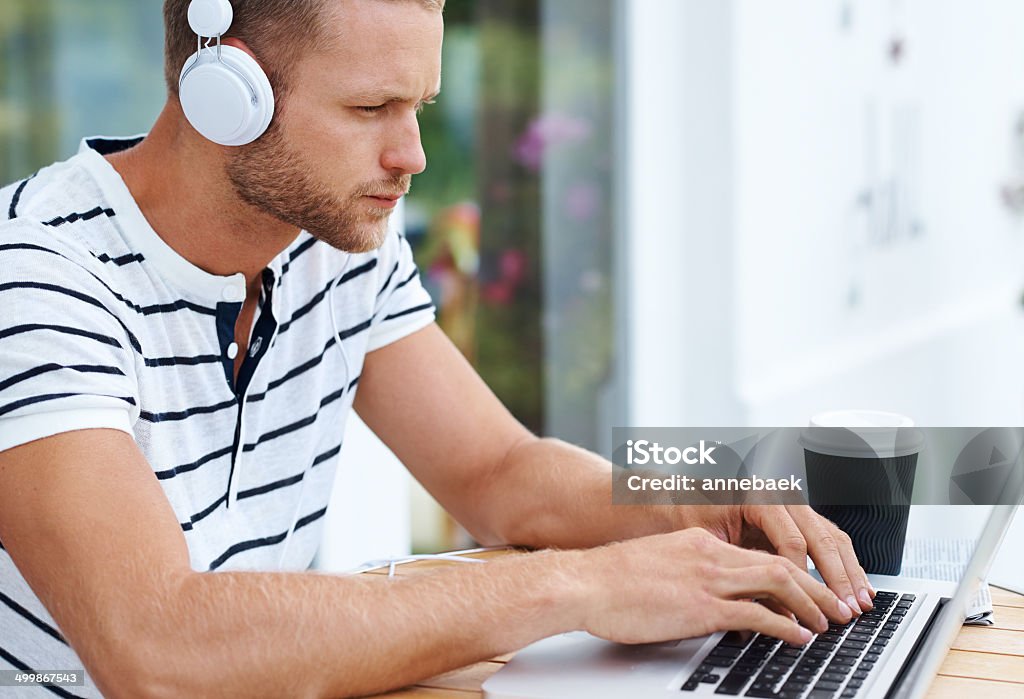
[572,528,855,647]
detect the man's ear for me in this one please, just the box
[221,37,261,64]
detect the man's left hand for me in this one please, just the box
[684,504,875,615]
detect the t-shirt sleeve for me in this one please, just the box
[365,230,436,352]
[0,222,140,453]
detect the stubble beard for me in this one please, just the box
[226,121,410,254]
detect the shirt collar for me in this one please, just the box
[76,135,287,306]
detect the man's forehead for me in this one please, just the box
[308,0,444,85]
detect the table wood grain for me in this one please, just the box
[363,552,1024,698]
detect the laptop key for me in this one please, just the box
[715,673,752,695]
[706,656,737,667]
[718,631,754,648]
[711,646,744,659]
[700,673,721,683]
[682,678,700,691]
[796,656,825,670]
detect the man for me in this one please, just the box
[0,1,873,697]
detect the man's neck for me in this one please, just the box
[103,102,301,291]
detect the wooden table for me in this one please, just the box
[364,550,1024,698]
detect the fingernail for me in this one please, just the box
[858,588,872,610]
[818,612,828,633]
[846,596,860,616]
[799,627,813,644]
[837,598,853,619]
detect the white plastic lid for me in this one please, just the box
[799,409,923,458]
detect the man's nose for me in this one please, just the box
[381,112,427,176]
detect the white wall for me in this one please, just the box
[625,0,1024,428]
[315,413,411,573]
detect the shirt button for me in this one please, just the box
[226,342,239,360]
[222,286,244,302]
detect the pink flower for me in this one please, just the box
[513,113,593,172]
[565,182,600,222]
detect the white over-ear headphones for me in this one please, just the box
[178,0,275,146]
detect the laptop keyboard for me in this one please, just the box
[680,591,914,698]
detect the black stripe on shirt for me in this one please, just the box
[0,590,68,646]
[280,236,318,276]
[0,282,222,370]
[7,174,35,219]
[383,302,434,322]
[139,397,236,423]
[0,323,124,348]
[394,268,419,291]
[0,392,135,419]
[155,444,233,480]
[241,386,346,453]
[180,442,341,530]
[313,442,343,466]
[247,320,369,403]
[377,261,400,297]
[143,353,222,368]
[0,280,143,353]
[238,471,305,500]
[180,493,227,532]
[0,646,85,699]
[207,506,327,571]
[0,363,125,394]
[277,258,378,335]
[0,247,215,318]
[92,250,145,266]
[42,206,115,227]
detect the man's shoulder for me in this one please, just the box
[0,154,124,277]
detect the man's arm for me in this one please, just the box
[0,429,848,698]
[355,325,875,614]
[0,430,582,698]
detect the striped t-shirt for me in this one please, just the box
[0,135,435,696]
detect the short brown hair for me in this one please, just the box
[163,0,445,100]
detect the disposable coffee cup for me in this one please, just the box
[799,410,923,575]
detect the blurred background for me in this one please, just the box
[3,0,1024,568]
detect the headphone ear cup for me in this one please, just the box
[179,45,275,146]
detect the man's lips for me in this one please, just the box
[364,192,407,208]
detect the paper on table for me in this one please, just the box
[901,537,993,625]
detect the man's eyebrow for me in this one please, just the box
[347,88,441,104]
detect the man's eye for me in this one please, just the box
[357,105,386,114]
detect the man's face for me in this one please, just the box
[226,0,443,253]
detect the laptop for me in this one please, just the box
[483,503,1018,699]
